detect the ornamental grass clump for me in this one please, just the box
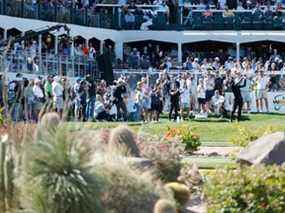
[204,165,285,212]
[19,126,105,213]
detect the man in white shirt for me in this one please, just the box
[33,79,44,121]
[180,79,191,120]
[255,71,270,112]
[224,57,234,71]
[211,90,225,116]
[52,76,64,118]
[192,58,200,71]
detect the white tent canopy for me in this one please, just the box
[1,15,285,44]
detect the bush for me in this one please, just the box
[138,139,183,182]
[20,126,105,213]
[230,124,278,147]
[180,129,201,153]
[164,126,201,153]
[108,125,140,157]
[204,165,285,213]
[94,157,173,213]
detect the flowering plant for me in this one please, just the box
[164,126,201,153]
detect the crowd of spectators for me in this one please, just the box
[2,53,285,124]
[3,0,284,31]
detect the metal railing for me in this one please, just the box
[1,51,285,92]
[0,52,98,78]
[1,0,285,30]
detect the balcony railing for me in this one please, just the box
[0,0,285,30]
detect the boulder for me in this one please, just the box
[237,132,285,165]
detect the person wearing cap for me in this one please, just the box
[44,75,53,111]
[113,78,127,121]
[183,56,193,70]
[73,78,82,120]
[23,79,34,122]
[85,75,96,121]
[255,70,270,113]
[180,77,191,120]
[212,57,221,70]
[211,90,225,116]
[169,83,180,122]
[192,58,200,71]
[135,81,143,121]
[230,70,246,122]
[225,56,234,71]
[204,72,215,112]
[33,79,44,121]
[52,76,64,119]
[240,64,254,113]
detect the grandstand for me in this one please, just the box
[1,1,285,66]
[1,0,285,82]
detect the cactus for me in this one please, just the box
[108,126,140,157]
[35,112,60,140]
[39,112,60,131]
[164,182,190,207]
[153,199,177,213]
[0,135,16,212]
[4,155,15,209]
[0,136,7,211]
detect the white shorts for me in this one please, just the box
[54,97,64,110]
[241,91,252,102]
[256,90,268,100]
[224,92,234,111]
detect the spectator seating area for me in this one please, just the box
[1,0,285,30]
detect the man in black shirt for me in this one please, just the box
[231,73,246,122]
[85,75,96,121]
[169,84,180,121]
[113,79,127,121]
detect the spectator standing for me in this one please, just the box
[255,71,270,112]
[52,76,64,119]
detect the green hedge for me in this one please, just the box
[204,165,285,213]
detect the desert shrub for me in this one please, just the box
[180,129,201,153]
[230,124,278,147]
[19,126,104,213]
[177,163,203,192]
[108,125,140,157]
[138,139,183,183]
[204,165,285,213]
[94,157,173,213]
[164,126,201,153]
[71,129,110,155]
[153,199,177,213]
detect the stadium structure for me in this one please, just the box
[1,1,285,77]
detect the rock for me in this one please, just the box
[237,132,285,165]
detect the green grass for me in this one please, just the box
[66,114,285,144]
